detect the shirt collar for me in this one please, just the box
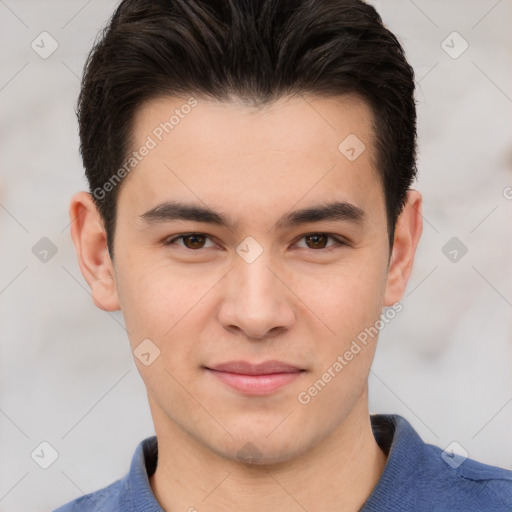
[360,414,427,511]
[123,433,163,511]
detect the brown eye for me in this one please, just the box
[304,234,329,249]
[163,232,345,252]
[181,234,206,249]
[296,233,345,251]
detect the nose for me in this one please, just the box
[217,249,296,341]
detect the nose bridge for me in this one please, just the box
[218,238,295,337]
[232,242,281,307]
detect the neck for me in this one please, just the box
[149,395,387,512]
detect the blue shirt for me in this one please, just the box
[53,414,512,511]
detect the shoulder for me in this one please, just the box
[367,414,512,512]
[52,435,159,512]
[422,441,512,512]
[52,478,125,511]
[404,419,512,511]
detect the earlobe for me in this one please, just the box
[384,190,423,306]
[69,191,121,312]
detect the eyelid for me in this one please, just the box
[163,232,219,248]
[163,232,349,250]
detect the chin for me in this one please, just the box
[212,432,307,467]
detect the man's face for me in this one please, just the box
[110,94,393,463]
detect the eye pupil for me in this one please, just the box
[306,234,328,249]
[184,234,205,249]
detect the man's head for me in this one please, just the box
[70,0,422,466]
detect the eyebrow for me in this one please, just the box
[139,200,366,230]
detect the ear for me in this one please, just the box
[384,190,423,306]
[69,191,120,311]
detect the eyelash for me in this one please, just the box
[162,232,347,252]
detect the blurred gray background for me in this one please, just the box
[1,0,511,510]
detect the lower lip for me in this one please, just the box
[206,369,303,395]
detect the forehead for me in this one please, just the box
[131,93,375,158]
[119,93,384,225]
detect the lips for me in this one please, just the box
[204,360,305,395]
[206,360,304,375]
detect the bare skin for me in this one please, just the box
[69,93,422,511]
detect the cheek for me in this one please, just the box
[115,260,176,343]
[116,266,206,397]
[293,262,387,420]
[298,257,388,344]
[116,258,219,358]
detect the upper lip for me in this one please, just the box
[206,360,304,375]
